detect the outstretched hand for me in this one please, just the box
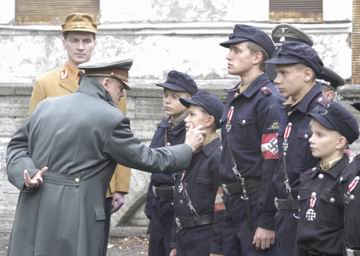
[23,166,48,188]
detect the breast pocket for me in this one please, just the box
[298,189,310,220]
[195,175,215,210]
[235,117,258,147]
[294,128,312,165]
[317,191,343,227]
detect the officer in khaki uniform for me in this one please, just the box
[28,13,130,254]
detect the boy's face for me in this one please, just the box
[226,42,257,76]
[309,120,344,160]
[184,105,212,131]
[163,89,190,118]
[274,64,307,98]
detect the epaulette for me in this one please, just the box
[260,86,272,96]
[316,96,330,107]
[304,166,317,176]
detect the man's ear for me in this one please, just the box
[304,68,315,83]
[102,78,111,91]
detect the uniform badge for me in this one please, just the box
[268,121,280,131]
[261,133,279,159]
[260,86,272,96]
[225,106,234,132]
[60,68,68,80]
[305,192,317,221]
[344,176,359,204]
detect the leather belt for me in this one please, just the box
[152,185,174,200]
[274,197,300,211]
[222,178,260,196]
[175,213,213,230]
[347,248,360,256]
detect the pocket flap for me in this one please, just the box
[94,205,106,221]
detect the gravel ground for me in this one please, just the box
[0,232,149,256]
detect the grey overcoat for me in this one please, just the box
[6,77,192,256]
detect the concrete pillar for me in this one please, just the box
[353,0,360,83]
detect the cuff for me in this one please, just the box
[257,212,275,230]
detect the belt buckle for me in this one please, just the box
[175,217,182,230]
[152,186,158,198]
[222,184,230,195]
[346,248,355,256]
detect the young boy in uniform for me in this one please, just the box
[265,41,327,256]
[145,70,198,256]
[295,101,359,256]
[169,90,224,256]
[219,24,282,256]
[340,102,360,256]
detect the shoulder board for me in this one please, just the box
[315,96,330,107]
[304,166,317,176]
[260,86,272,96]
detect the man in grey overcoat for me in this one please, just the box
[6,58,206,256]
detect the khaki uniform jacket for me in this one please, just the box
[29,62,130,196]
[6,77,193,256]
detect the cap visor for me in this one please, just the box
[156,82,187,92]
[352,102,360,112]
[220,38,248,48]
[179,98,200,108]
[265,56,301,65]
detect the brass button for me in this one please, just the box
[74,177,80,183]
[330,197,335,203]
[318,174,324,179]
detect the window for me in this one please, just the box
[15,0,99,25]
[269,0,323,22]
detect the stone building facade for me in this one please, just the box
[0,0,356,234]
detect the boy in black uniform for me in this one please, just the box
[219,24,283,256]
[145,70,198,256]
[169,90,224,256]
[341,102,360,256]
[296,101,359,256]
[265,41,327,256]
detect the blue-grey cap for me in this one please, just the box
[266,41,323,76]
[156,70,198,96]
[309,102,359,144]
[179,90,224,128]
[220,24,275,57]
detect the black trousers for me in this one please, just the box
[274,210,298,256]
[148,200,174,256]
[223,194,276,256]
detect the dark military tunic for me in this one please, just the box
[173,137,222,256]
[145,118,186,256]
[296,155,348,256]
[341,154,360,251]
[271,83,327,255]
[219,73,282,256]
